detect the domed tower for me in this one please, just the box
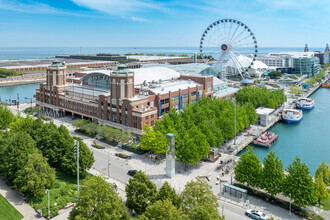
[46,59,66,89]
[110,64,134,100]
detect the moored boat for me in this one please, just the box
[322,82,330,88]
[282,109,303,123]
[296,97,314,110]
[253,131,278,147]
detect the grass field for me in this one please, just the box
[0,194,23,220]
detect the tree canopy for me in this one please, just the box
[126,171,158,214]
[157,181,181,208]
[145,97,257,165]
[283,156,317,207]
[181,177,221,220]
[0,104,15,130]
[69,176,129,220]
[315,162,330,186]
[236,86,285,109]
[234,146,262,188]
[140,125,167,154]
[261,151,285,196]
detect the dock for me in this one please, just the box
[226,75,329,156]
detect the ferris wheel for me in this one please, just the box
[199,19,258,79]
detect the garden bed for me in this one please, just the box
[92,144,105,149]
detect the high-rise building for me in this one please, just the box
[325,43,330,53]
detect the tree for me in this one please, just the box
[283,156,317,207]
[234,146,262,188]
[138,199,188,220]
[125,171,157,214]
[0,131,37,183]
[157,181,181,208]
[268,71,282,79]
[261,151,285,196]
[181,177,221,220]
[315,162,330,185]
[61,136,94,177]
[288,84,304,97]
[0,104,15,130]
[140,125,166,154]
[14,153,55,198]
[315,176,329,205]
[69,176,129,220]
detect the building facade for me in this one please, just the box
[36,62,221,136]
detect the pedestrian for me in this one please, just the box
[222,169,224,176]
[155,155,158,160]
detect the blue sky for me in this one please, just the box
[0,0,329,47]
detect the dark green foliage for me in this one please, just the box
[125,171,158,214]
[236,86,285,109]
[0,131,55,197]
[268,71,282,79]
[283,156,317,207]
[69,176,129,220]
[0,68,19,77]
[234,146,262,188]
[150,98,257,165]
[157,181,181,208]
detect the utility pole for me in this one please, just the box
[108,152,110,177]
[234,97,236,145]
[74,140,80,201]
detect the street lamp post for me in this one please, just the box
[234,97,236,145]
[74,140,80,201]
[289,193,292,215]
[108,152,111,177]
[45,189,50,219]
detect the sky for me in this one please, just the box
[0,0,329,47]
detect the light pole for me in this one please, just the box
[45,189,50,219]
[289,193,291,216]
[234,97,236,145]
[282,81,285,110]
[108,152,111,177]
[24,97,33,109]
[74,140,80,201]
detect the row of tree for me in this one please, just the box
[73,119,133,144]
[235,86,285,109]
[234,147,329,207]
[70,172,224,220]
[0,105,94,197]
[141,98,258,165]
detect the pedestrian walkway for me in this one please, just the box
[0,176,42,220]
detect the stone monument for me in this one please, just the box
[166,133,175,178]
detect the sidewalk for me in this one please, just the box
[0,176,42,220]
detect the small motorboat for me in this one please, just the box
[282,109,303,123]
[296,97,314,110]
[253,131,278,147]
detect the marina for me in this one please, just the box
[238,86,330,175]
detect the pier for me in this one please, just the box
[224,74,329,156]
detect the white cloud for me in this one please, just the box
[0,0,61,14]
[71,0,164,20]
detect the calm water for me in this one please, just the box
[0,83,40,104]
[0,47,324,60]
[238,88,330,175]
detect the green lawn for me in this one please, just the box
[0,194,23,220]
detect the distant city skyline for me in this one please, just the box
[0,0,329,47]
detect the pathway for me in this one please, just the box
[0,176,42,220]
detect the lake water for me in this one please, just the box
[0,83,40,104]
[238,88,330,175]
[0,47,324,60]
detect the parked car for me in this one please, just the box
[127,170,138,177]
[245,209,270,220]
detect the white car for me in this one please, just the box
[245,209,270,220]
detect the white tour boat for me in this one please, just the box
[282,109,303,123]
[296,97,315,110]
